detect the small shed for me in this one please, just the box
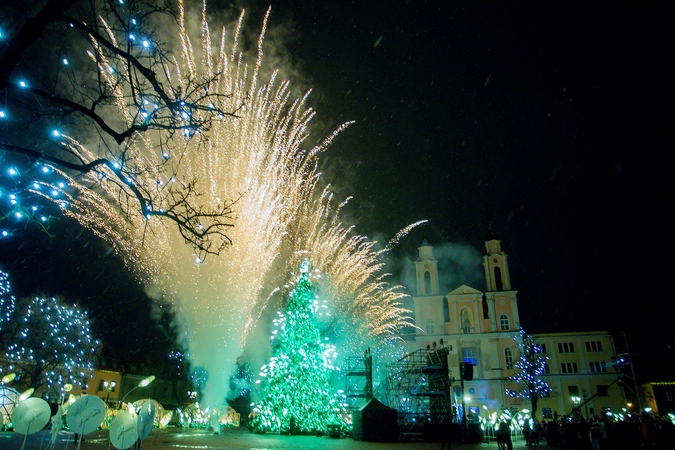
[352,398,399,442]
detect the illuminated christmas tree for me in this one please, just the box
[505,328,552,419]
[251,259,345,434]
[1,295,98,394]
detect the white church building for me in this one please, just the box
[401,230,628,421]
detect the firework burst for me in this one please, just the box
[40,1,421,405]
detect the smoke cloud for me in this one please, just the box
[398,241,485,296]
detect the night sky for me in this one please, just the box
[255,0,675,379]
[2,1,674,379]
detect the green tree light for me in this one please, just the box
[251,259,346,434]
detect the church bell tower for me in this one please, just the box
[483,227,520,331]
[484,227,512,292]
[415,239,440,296]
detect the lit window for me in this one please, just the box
[462,347,477,365]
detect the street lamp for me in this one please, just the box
[119,375,155,407]
[104,381,116,405]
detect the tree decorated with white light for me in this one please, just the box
[505,328,552,419]
[251,259,346,434]
[0,295,99,395]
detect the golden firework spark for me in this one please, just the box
[40,1,423,405]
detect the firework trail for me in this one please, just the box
[41,1,421,406]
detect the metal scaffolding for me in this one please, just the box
[344,353,373,411]
[385,346,452,440]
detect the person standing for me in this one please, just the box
[497,420,513,450]
[523,419,532,445]
[590,419,602,450]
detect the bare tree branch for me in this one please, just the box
[1,142,235,255]
[0,0,243,257]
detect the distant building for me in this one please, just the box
[400,231,629,421]
[69,371,185,409]
[78,368,123,406]
[642,382,675,416]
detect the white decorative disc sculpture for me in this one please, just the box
[137,400,156,440]
[109,410,138,449]
[11,397,51,434]
[68,395,106,435]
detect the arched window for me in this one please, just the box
[426,319,435,335]
[424,271,432,295]
[443,297,450,322]
[494,266,503,291]
[505,347,514,369]
[500,314,510,331]
[460,308,472,334]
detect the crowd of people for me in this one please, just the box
[527,413,675,449]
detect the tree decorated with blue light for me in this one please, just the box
[0,294,98,395]
[251,259,346,434]
[505,328,551,419]
[0,0,239,258]
[0,269,15,331]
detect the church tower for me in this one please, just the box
[484,227,512,291]
[415,239,440,296]
[411,240,446,339]
[483,227,520,332]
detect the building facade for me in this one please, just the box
[67,370,185,409]
[403,233,628,421]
